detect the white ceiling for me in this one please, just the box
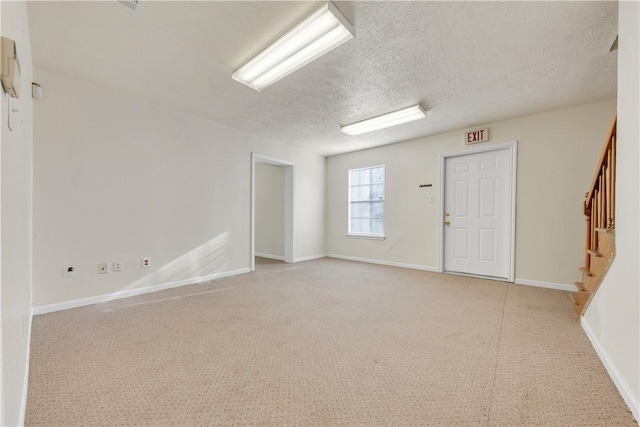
[27,1,618,156]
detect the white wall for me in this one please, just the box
[583,1,639,421]
[255,163,284,259]
[326,99,616,287]
[1,1,34,425]
[32,67,325,309]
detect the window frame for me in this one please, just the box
[347,164,386,240]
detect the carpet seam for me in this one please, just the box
[485,282,509,427]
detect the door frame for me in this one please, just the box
[437,140,518,282]
[251,153,295,271]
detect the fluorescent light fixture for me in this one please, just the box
[232,2,354,92]
[341,104,427,136]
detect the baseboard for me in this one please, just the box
[33,268,251,315]
[581,317,640,423]
[327,254,438,272]
[293,254,326,263]
[255,252,285,261]
[19,306,33,427]
[514,278,577,292]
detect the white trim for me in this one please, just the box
[33,268,250,316]
[251,153,296,271]
[327,254,438,272]
[251,153,295,167]
[255,252,285,261]
[514,278,578,292]
[18,307,33,427]
[582,317,640,423]
[293,254,326,263]
[346,233,386,240]
[438,140,518,282]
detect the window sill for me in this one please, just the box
[346,233,386,241]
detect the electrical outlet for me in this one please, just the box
[63,266,75,278]
[141,257,151,268]
[389,243,394,251]
[98,263,109,274]
[113,261,123,272]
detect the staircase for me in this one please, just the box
[570,115,617,316]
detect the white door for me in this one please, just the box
[443,147,513,279]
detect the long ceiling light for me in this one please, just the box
[341,104,428,136]
[232,2,355,92]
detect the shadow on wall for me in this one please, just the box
[123,232,230,291]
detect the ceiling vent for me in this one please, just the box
[118,0,139,11]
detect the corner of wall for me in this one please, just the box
[1,1,35,425]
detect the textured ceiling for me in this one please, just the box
[27,1,618,156]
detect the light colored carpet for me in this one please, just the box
[25,257,636,426]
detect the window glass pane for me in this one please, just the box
[348,165,385,235]
[371,183,384,200]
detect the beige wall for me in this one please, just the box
[583,1,639,421]
[1,1,34,425]
[255,163,285,258]
[32,67,326,308]
[326,99,616,286]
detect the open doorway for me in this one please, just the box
[251,153,295,272]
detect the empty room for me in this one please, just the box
[1,1,639,426]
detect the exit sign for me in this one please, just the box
[465,128,489,145]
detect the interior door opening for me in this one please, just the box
[254,162,285,269]
[251,153,295,272]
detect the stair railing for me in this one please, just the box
[583,115,616,272]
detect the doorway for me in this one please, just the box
[439,141,517,281]
[251,153,295,272]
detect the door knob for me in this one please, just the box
[445,212,451,217]
[445,220,451,226]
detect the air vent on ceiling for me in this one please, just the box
[118,0,139,11]
[609,35,618,52]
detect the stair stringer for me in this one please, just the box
[581,230,616,316]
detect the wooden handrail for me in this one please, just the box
[585,115,617,214]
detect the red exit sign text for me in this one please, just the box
[465,128,489,145]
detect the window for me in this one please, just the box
[348,165,385,237]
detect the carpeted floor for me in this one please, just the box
[25,257,636,426]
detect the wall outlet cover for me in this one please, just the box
[113,261,123,272]
[141,257,151,268]
[98,263,109,274]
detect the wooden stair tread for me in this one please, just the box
[568,293,584,316]
[579,267,593,277]
[574,281,585,291]
[586,249,602,257]
[569,290,591,305]
[568,290,592,316]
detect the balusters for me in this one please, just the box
[584,115,616,268]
